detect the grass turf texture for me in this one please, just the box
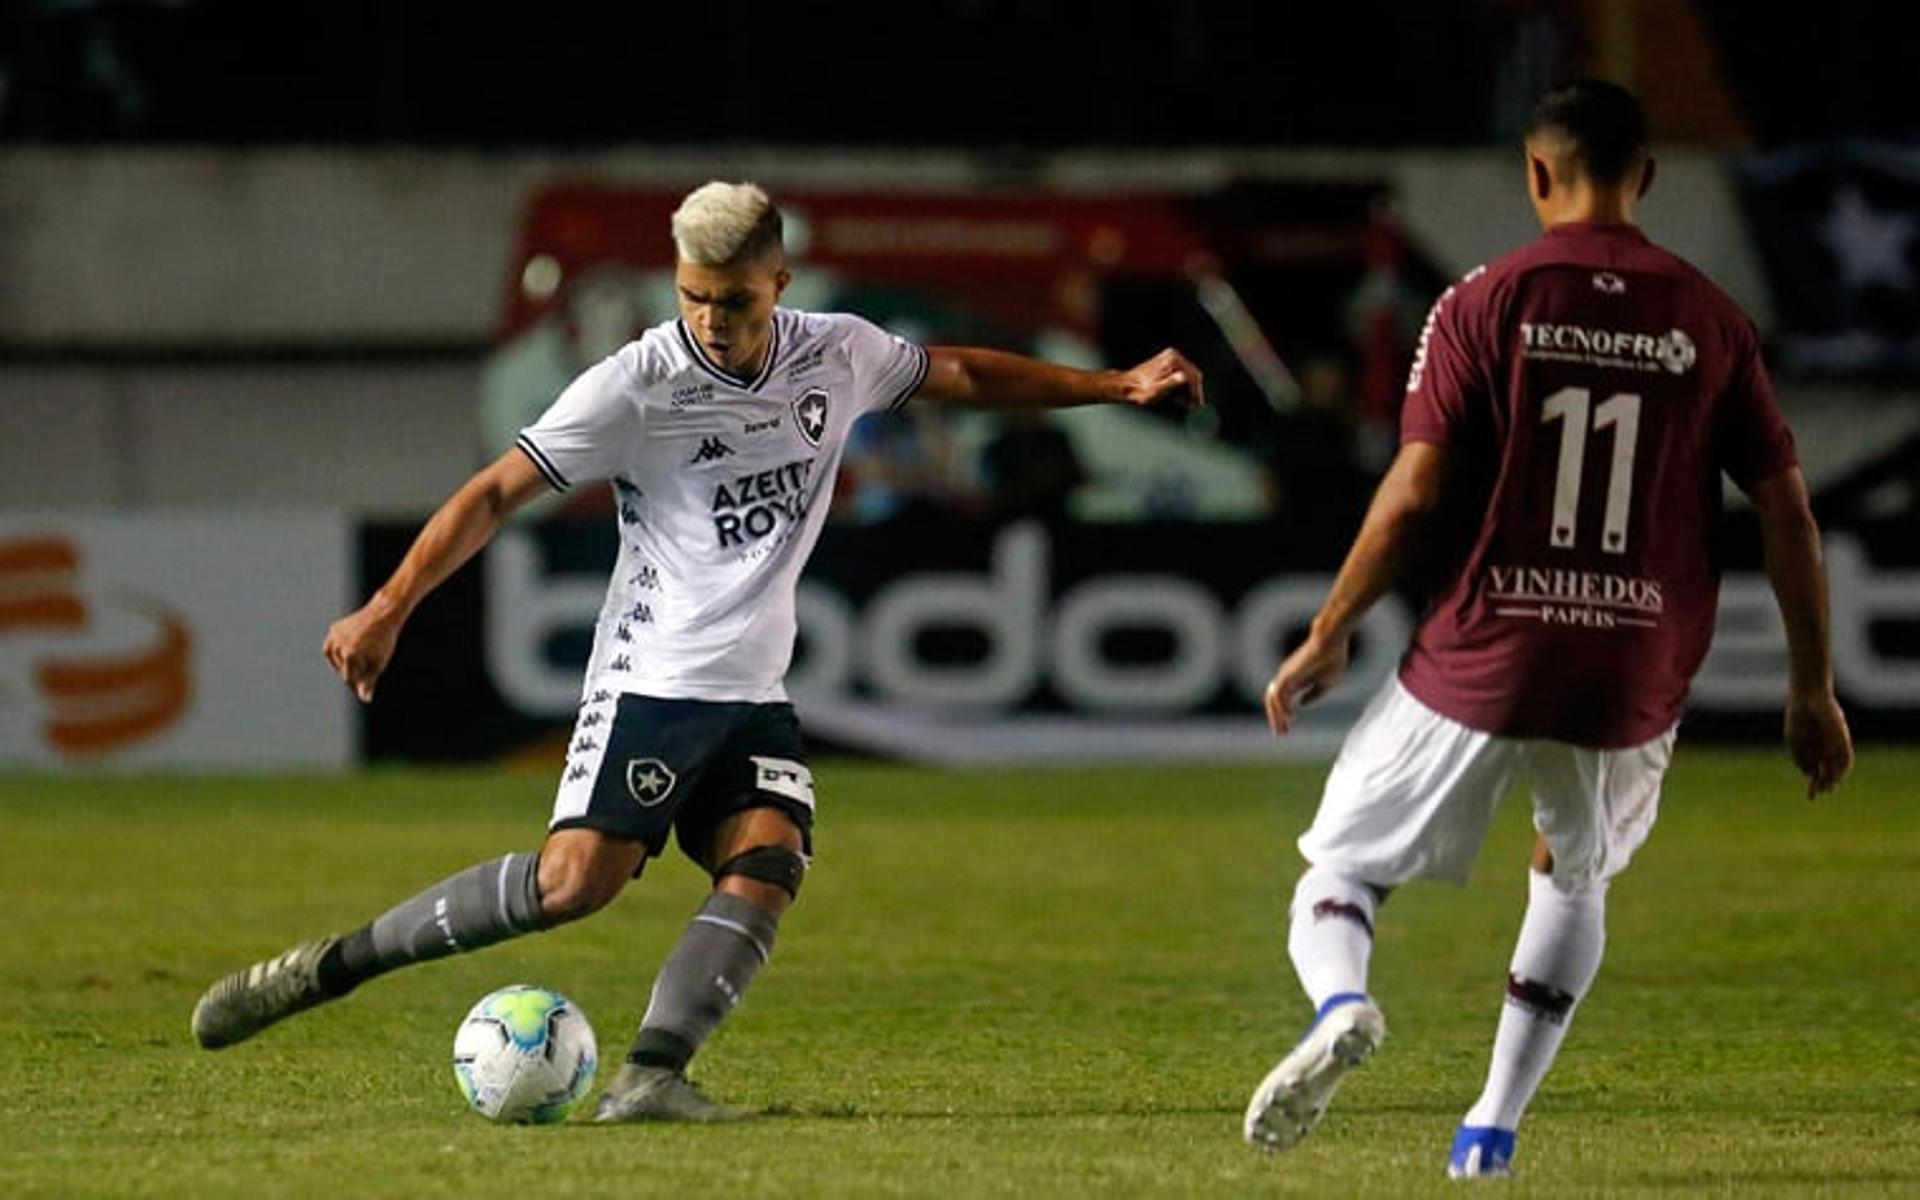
[3,748,1915,1197]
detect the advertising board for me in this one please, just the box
[360,515,1920,765]
[0,513,352,770]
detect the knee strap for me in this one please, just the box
[713,845,807,898]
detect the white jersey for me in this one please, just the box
[515,307,928,703]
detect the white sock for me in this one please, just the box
[1462,869,1607,1130]
[1287,864,1381,1011]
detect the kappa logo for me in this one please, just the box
[690,437,736,465]
[1593,272,1627,295]
[793,388,829,447]
[625,758,676,807]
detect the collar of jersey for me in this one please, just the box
[1545,220,1648,243]
[676,311,783,392]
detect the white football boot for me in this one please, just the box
[1244,993,1386,1151]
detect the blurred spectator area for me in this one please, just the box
[5,1,1906,147]
[0,147,1907,524]
[1,0,1913,524]
[477,181,1456,525]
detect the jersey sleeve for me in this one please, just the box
[1714,322,1798,491]
[1400,273,1488,447]
[514,351,645,491]
[839,314,931,415]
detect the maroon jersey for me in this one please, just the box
[1396,221,1797,748]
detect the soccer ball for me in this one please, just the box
[452,984,598,1123]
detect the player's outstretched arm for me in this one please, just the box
[1265,442,1446,736]
[917,346,1204,411]
[1748,466,1854,796]
[323,449,551,702]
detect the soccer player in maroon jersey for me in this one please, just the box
[1241,80,1854,1177]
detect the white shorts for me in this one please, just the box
[1298,679,1674,891]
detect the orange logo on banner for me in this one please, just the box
[0,536,194,756]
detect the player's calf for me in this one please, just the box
[618,846,800,1074]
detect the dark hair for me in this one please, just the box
[1527,79,1648,184]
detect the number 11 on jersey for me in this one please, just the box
[1541,387,1642,554]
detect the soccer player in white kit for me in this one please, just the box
[191,181,1204,1120]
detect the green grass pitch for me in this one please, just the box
[3,748,1916,1197]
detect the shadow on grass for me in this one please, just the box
[1623,1169,1920,1190]
[745,1098,1457,1122]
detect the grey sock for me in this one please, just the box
[326,852,543,991]
[628,892,780,1071]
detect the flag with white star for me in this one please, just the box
[1735,142,1920,376]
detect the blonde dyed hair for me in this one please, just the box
[670,181,785,266]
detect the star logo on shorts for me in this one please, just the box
[625,758,677,808]
[793,388,829,447]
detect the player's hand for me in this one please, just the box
[1118,348,1205,409]
[1784,688,1853,798]
[1263,631,1351,737]
[323,596,405,704]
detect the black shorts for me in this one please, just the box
[548,693,814,866]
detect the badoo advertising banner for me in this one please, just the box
[360,518,1403,763]
[360,512,1920,765]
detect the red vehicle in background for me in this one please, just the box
[482,181,1447,527]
